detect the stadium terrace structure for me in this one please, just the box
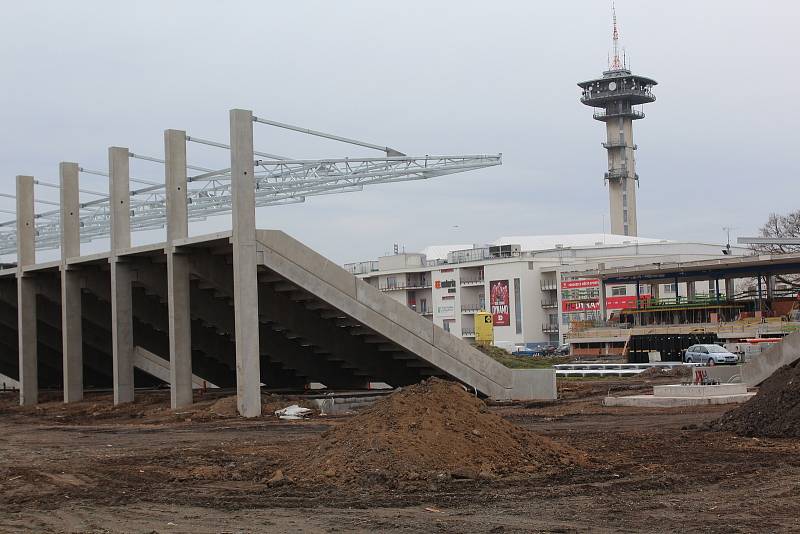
[0,109,556,417]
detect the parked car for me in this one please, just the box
[555,343,570,356]
[683,344,739,366]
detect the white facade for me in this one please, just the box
[345,234,749,348]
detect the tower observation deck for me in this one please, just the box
[577,8,656,237]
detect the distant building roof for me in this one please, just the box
[493,233,665,251]
[419,244,474,261]
[419,234,667,260]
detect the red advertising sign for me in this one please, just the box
[560,279,600,289]
[562,301,601,313]
[606,295,651,310]
[489,280,510,326]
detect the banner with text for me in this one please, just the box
[490,280,510,326]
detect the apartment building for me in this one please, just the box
[344,234,746,348]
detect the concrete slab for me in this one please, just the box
[654,384,748,397]
[603,393,755,408]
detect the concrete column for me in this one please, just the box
[650,282,659,302]
[16,176,35,266]
[230,109,261,418]
[109,147,134,404]
[165,129,192,409]
[111,260,134,404]
[60,162,83,403]
[725,278,734,300]
[686,281,696,301]
[599,280,607,322]
[165,130,188,242]
[16,175,37,406]
[109,147,131,251]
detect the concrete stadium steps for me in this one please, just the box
[1,229,556,406]
[253,230,524,399]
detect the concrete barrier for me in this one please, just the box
[742,332,800,386]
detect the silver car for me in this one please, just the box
[683,344,739,366]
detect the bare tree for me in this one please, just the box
[751,210,800,289]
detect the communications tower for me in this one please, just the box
[577,6,656,236]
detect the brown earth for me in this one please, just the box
[637,364,692,379]
[0,378,799,533]
[287,378,587,485]
[713,359,800,437]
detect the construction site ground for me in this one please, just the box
[1,378,798,533]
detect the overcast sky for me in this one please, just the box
[1,1,798,263]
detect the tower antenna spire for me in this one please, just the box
[610,2,622,70]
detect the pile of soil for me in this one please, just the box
[637,365,691,379]
[714,360,800,437]
[286,378,588,484]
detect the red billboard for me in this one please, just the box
[562,300,601,313]
[560,279,600,290]
[489,280,510,326]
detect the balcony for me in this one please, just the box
[379,281,432,292]
[460,278,485,287]
[461,303,483,314]
[462,329,476,338]
[602,140,637,150]
[581,88,656,107]
[342,260,379,275]
[542,324,560,334]
[593,109,645,121]
[604,168,639,182]
[541,281,558,291]
[541,300,558,309]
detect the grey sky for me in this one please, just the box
[1,0,798,263]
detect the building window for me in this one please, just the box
[419,298,427,314]
[664,283,677,294]
[611,286,627,296]
[387,276,397,289]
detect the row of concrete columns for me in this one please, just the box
[15,109,263,416]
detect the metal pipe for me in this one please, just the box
[78,167,161,187]
[33,179,107,197]
[253,116,406,156]
[129,152,215,173]
[0,192,60,206]
[186,135,288,160]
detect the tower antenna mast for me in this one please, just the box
[611,3,622,70]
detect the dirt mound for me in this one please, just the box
[637,365,691,379]
[207,396,239,417]
[714,360,800,437]
[286,378,587,484]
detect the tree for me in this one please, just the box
[752,209,800,289]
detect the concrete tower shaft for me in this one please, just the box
[577,10,656,237]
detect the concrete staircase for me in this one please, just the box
[254,230,555,400]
